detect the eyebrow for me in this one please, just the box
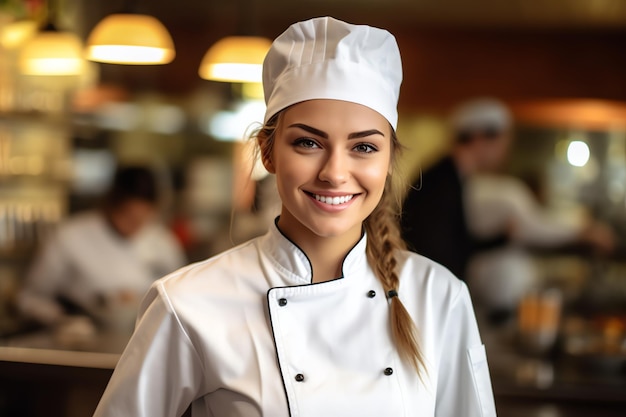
[287,123,385,140]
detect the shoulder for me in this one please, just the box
[396,249,467,307]
[397,249,461,284]
[137,222,180,246]
[468,174,528,196]
[404,157,460,202]
[153,236,262,301]
[467,174,534,207]
[137,237,266,339]
[56,211,103,239]
[423,156,457,181]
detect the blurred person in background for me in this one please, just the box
[401,98,512,279]
[17,166,186,328]
[402,98,616,320]
[460,102,615,320]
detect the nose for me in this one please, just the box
[318,150,349,185]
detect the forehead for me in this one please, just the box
[117,198,155,213]
[281,99,390,134]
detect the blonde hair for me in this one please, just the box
[254,111,426,376]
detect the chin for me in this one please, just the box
[305,219,361,239]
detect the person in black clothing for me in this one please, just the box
[401,98,513,279]
[402,156,469,278]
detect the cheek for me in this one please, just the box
[362,158,391,191]
[367,156,391,182]
[272,153,306,194]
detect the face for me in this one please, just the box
[262,99,392,245]
[109,199,156,238]
[477,129,513,173]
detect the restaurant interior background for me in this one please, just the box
[1,0,626,416]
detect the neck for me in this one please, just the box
[103,210,125,238]
[306,234,359,283]
[276,216,362,284]
[451,147,477,178]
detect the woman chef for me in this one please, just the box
[94,17,497,417]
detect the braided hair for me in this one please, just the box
[364,169,426,376]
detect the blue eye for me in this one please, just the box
[354,143,377,153]
[294,138,320,149]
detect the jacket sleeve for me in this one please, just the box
[435,283,497,417]
[93,284,208,417]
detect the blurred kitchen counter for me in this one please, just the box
[0,327,126,417]
[484,322,626,417]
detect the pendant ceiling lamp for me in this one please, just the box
[86,12,175,65]
[18,1,84,76]
[198,0,269,83]
[20,27,84,76]
[198,35,271,83]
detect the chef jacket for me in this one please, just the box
[463,175,585,313]
[464,175,582,248]
[94,222,496,417]
[18,211,185,324]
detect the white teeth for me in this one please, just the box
[314,194,354,205]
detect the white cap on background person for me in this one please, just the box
[450,97,512,132]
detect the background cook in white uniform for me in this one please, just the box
[17,166,185,326]
[456,99,616,313]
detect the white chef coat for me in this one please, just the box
[464,175,583,247]
[18,211,185,323]
[94,222,496,417]
[464,175,584,310]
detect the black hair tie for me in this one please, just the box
[387,289,398,299]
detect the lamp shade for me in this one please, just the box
[20,30,84,76]
[86,14,175,65]
[198,36,271,83]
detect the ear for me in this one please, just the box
[261,152,276,174]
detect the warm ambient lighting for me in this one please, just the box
[199,36,271,83]
[19,29,84,76]
[0,20,37,49]
[86,14,175,65]
[208,100,265,141]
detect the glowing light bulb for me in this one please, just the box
[567,140,590,167]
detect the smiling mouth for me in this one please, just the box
[305,192,356,205]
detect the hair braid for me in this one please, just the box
[365,179,426,377]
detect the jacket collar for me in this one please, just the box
[261,218,368,285]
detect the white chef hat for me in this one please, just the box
[262,16,402,129]
[449,98,512,132]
